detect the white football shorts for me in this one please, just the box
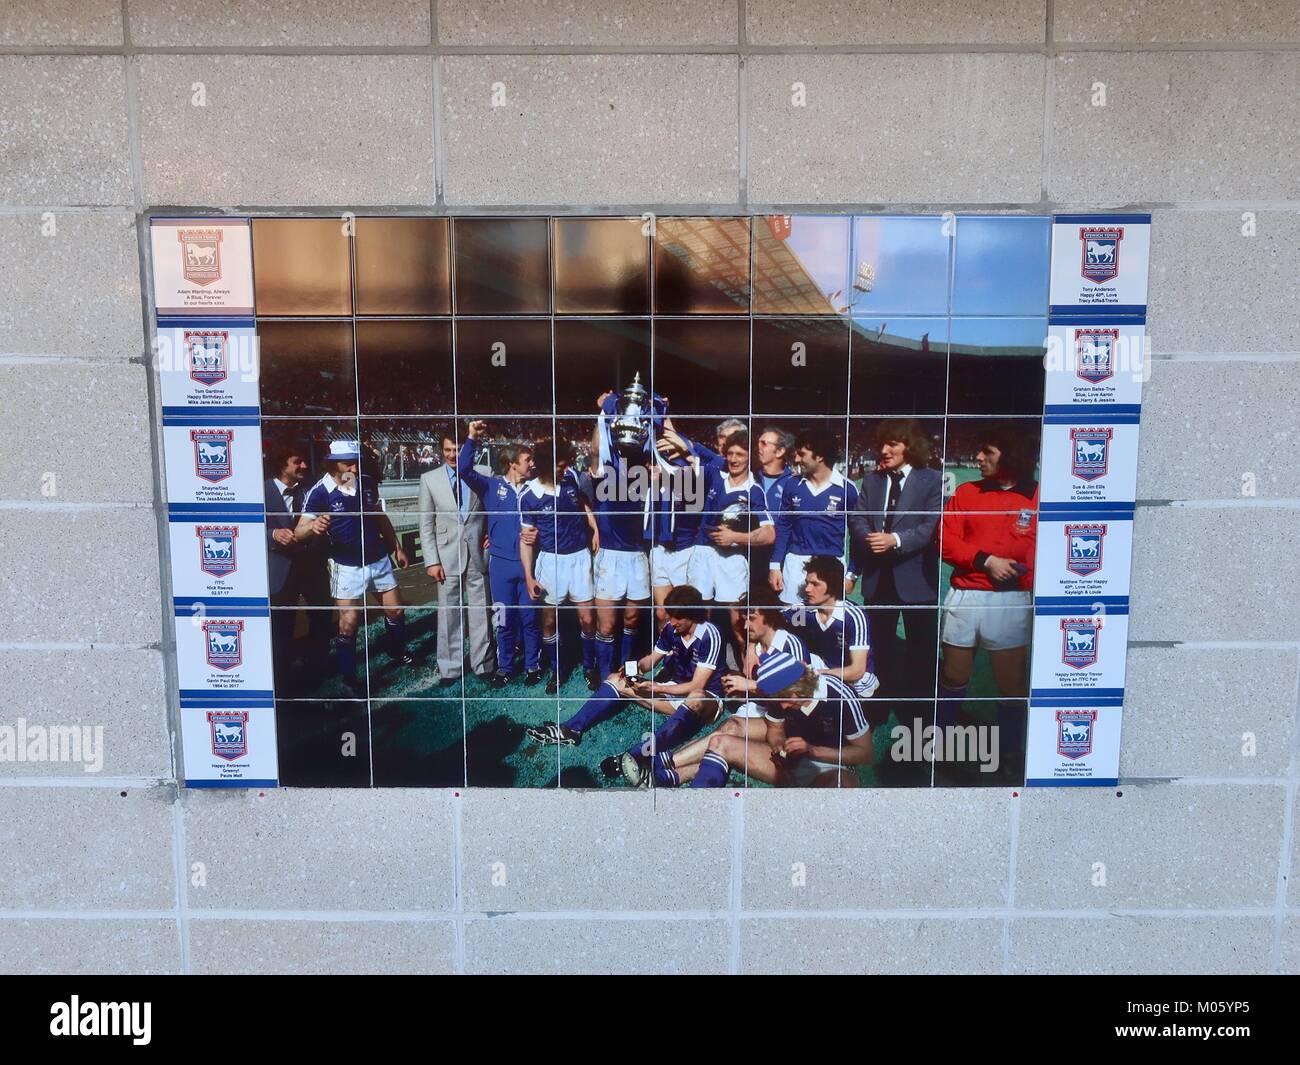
[593,547,651,602]
[329,556,398,600]
[939,587,1032,651]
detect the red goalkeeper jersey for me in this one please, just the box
[941,477,1038,591]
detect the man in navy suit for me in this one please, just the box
[264,438,331,694]
[848,420,942,747]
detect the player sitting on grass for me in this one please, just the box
[648,587,821,785]
[788,555,881,699]
[524,585,725,786]
[682,651,871,789]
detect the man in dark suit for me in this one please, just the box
[848,420,942,762]
[264,438,331,694]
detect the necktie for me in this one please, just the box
[284,487,298,515]
[450,467,468,517]
[884,470,903,533]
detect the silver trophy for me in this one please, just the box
[609,372,652,459]
[719,497,759,532]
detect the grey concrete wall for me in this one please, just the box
[1,0,1297,975]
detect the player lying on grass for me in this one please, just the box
[524,585,725,785]
[649,587,821,785]
[675,651,871,789]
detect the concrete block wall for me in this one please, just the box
[1,0,1297,975]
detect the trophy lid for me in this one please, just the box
[623,371,648,398]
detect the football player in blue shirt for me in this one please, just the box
[769,427,858,606]
[294,439,413,693]
[458,420,542,689]
[588,393,654,683]
[651,587,822,786]
[688,651,871,788]
[518,438,600,694]
[786,555,881,700]
[524,585,725,786]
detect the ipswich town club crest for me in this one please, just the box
[1056,709,1098,760]
[1070,427,1113,482]
[1075,328,1117,384]
[197,525,238,578]
[191,428,234,483]
[1060,617,1101,670]
[1079,226,1123,284]
[1064,523,1106,576]
[202,619,244,671]
[207,710,249,761]
[186,330,229,386]
[178,227,223,287]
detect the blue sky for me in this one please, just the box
[779,215,1050,319]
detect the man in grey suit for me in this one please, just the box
[418,429,496,686]
[848,420,942,751]
[264,438,331,694]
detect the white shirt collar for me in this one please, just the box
[273,478,294,495]
[725,470,758,492]
[323,473,357,496]
[525,479,557,498]
[803,468,846,496]
[815,601,847,630]
[802,677,830,715]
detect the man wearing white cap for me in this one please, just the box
[666,651,871,788]
[295,440,413,693]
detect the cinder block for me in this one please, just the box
[0,648,171,780]
[184,788,454,911]
[188,918,455,974]
[0,57,132,206]
[1291,790,1300,906]
[1121,646,1298,779]
[439,0,737,45]
[0,1,123,45]
[1147,210,1300,355]
[1055,1,1300,44]
[747,0,1044,44]
[0,212,143,360]
[740,916,1002,974]
[0,509,162,645]
[1015,784,1284,908]
[1127,507,1300,642]
[748,54,1044,204]
[741,790,1012,910]
[1009,916,1274,973]
[464,917,728,974]
[1137,358,1300,500]
[137,55,435,206]
[1051,52,1300,203]
[0,362,153,504]
[0,919,179,974]
[441,55,738,205]
[128,0,430,46]
[1281,915,1300,974]
[460,790,731,912]
[0,786,176,910]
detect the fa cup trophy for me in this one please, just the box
[608,372,653,460]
